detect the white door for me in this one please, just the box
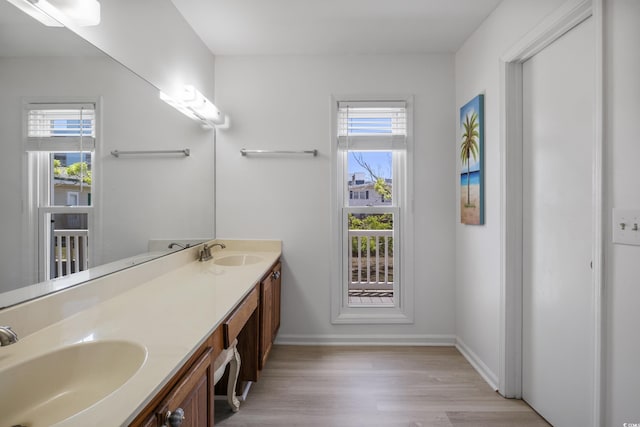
[522,17,594,426]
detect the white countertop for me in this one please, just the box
[0,239,282,427]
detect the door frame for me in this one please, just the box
[498,0,603,425]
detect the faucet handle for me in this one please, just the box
[198,245,213,262]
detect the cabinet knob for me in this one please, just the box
[162,408,185,427]
[272,270,281,279]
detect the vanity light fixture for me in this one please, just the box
[7,0,101,27]
[160,85,229,130]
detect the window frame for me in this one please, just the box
[330,95,415,324]
[21,97,102,283]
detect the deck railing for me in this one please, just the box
[53,229,89,278]
[349,229,393,291]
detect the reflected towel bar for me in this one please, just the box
[240,149,317,156]
[111,149,190,158]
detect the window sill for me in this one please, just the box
[332,307,413,325]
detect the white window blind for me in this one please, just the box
[337,100,407,150]
[25,103,96,151]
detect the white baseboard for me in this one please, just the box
[275,333,456,346]
[455,337,499,391]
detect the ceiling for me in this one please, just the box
[171,0,503,56]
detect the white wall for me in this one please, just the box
[215,54,456,342]
[0,55,214,293]
[604,0,640,424]
[454,0,565,385]
[456,0,640,423]
[66,0,216,103]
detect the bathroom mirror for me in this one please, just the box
[0,0,215,308]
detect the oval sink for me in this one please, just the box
[213,254,263,266]
[0,340,146,426]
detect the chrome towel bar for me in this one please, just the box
[240,149,317,156]
[110,149,190,157]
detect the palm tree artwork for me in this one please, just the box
[460,111,479,207]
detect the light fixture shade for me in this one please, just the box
[160,85,228,130]
[180,86,224,124]
[159,92,201,121]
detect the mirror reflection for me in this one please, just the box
[0,0,215,307]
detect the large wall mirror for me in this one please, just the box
[0,0,215,308]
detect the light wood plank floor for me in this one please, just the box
[215,345,550,427]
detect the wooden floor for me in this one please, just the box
[215,345,550,427]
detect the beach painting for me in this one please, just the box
[459,94,484,225]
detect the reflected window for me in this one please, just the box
[24,101,97,281]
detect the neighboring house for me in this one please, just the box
[53,176,91,208]
[348,174,392,207]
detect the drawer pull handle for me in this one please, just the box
[162,408,185,427]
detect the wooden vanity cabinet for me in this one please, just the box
[259,261,281,370]
[131,258,282,426]
[130,328,223,427]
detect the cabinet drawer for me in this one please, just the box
[223,286,259,348]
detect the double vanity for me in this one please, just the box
[0,239,282,426]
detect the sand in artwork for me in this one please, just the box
[460,183,480,224]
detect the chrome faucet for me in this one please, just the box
[198,242,226,262]
[0,326,18,346]
[168,242,189,250]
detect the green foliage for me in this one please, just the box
[52,159,91,185]
[373,177,392,201]
[65,162,92,185]
[348,213,393,256]
[348,213,392,230]
[53,159,65,177]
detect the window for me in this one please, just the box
[67,192,80,206]
[23,101,97,281]
[331,98,414,324]
[350,190,369,200]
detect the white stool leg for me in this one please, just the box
[213,339,242,412]
[227,343,241,412]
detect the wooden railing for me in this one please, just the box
[53,229,89,278]
[349,229,393,291]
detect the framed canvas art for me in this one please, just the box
[459,94,484,225]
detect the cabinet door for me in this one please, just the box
[155,348,213,427]
[259,273,273,370]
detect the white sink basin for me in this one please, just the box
[214,254,263,266]
[0,340,146,426]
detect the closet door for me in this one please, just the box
[522,17,595,427]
